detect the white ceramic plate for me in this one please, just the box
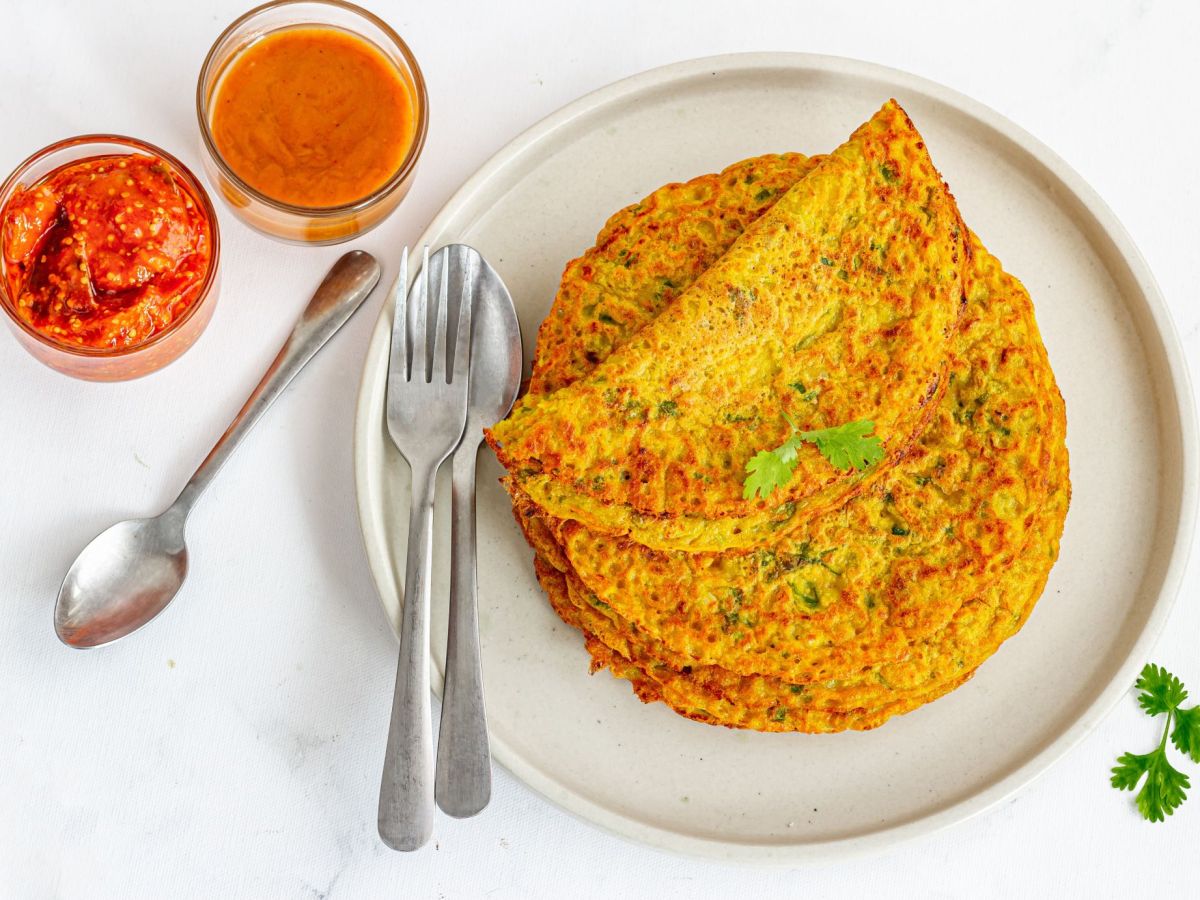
[353,54,1196,862]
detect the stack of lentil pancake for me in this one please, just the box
[485,100,1069,733]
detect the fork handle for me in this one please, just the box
[378,461,439,851]
[435,436,492,817]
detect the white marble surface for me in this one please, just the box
[2,0,1197,895]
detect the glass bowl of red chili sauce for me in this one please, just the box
[197,0,428,245]
[0,136,220,381]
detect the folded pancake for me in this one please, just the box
[530,152,822,395]
[519,233,1060,684]
[488,100,968,552]
[596,466,1066,733]
[520,235,1067,729]
[507,157,1068,731]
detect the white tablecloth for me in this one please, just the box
[3,0,1197,895]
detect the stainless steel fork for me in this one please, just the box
[379,246,473,852]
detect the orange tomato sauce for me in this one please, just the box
[210,26,416,208]
[1,154,213,350]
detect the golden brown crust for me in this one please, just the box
[508,226,1063,688]
[529,152,820,396]
[495,104,1069,733]
[488,100,970,552]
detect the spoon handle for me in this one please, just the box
[175,251,381,510]
[434,436,492,817]
[378,461,437,850]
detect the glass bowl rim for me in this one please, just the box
[195,0,430,217]
[0,133,222,359]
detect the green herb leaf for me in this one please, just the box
[1172,706,1200,763]
[742,416,883,499]
[1112,663,1199,821]
[1111,749,1190,822]
[789,382,819,403]
[788,580,821,610]
[1111,751,1153,792]
[796,420,885,472]
[742,438,801,500]
[1139,753,1190,822]
[1137,663,1188,716]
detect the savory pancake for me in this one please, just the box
[533,557,957,732]
[517,232,1068,728]
[515,229,1061,685]
[493,104,1069,732]
[550,438,1065,732]
[530,152,822,395]
[488,101,968,552]
[521,382,1066,731]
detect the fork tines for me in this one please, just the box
[390,245,473,385]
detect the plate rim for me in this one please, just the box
[352,51,1198,863]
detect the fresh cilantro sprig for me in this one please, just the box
[742,414,884,500]
[1111,663,1200,822]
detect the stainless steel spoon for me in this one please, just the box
[433,245,521,818]
[54,251,382,649]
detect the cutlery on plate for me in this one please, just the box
[379,247,474,851]
[433,246,522,818]
[53,251,382,649]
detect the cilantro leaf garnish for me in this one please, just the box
[1172,706,1200,763]
[1111,663,1200,822]
[743,444,800,500]
[742,414,884,500]
[1136,663,1188,715]
[1112,751,1189,822]
[798,420,885,472]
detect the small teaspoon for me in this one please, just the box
[54,251,381,648]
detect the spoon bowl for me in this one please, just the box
[56,511,188,648]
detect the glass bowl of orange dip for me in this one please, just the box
[196,0,428,245]
[0,135,221,381]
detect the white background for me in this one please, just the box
[2,0,1198,896]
